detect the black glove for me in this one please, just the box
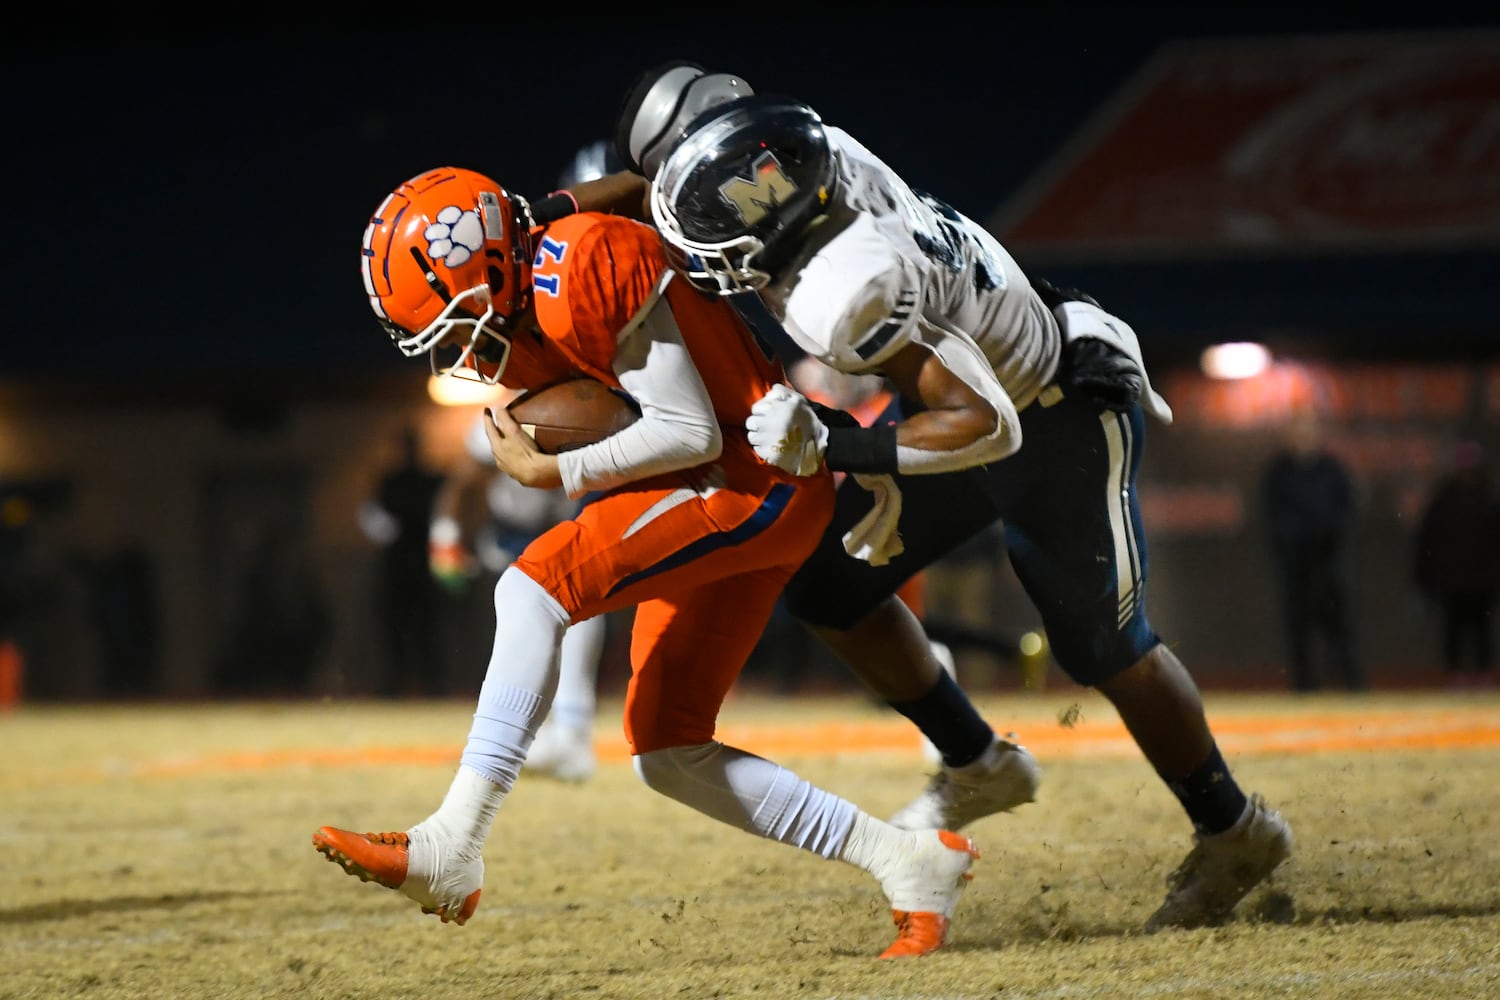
[1033,276,1139,413]
[1032,276,1101,312]
[1063,337,1143,413]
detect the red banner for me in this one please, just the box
[993,31,1500,257]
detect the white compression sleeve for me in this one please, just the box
[558,278,722,499]
[410,567,571,873]
[634,742,858,859]
[457,567,572,789]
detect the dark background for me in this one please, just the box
[6,9,1496,382]
[3,13,1498,702]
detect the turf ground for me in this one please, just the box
[3,689,1498,999]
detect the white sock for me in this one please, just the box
[406,766,501,907]
[406,567,570,895]
[837,810,913,883]
[840,813,977,916]
[458,567,572,786]
[634,742,858,858]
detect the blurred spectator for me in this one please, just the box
[1413,440,1500,690]
[80,534,161,698]
[357,424,446,697]
[213,513,331,696]
[1260,413,1364,692]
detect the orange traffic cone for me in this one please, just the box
[0,639,23,710]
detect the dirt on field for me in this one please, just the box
[2,691,1499,999]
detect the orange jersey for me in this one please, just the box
[524,213,786,429]
[496,212,835,754]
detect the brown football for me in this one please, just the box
[507,378,641,454]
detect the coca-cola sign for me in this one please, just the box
[993,31,1500,257]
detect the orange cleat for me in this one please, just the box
[875,829,978,959]
[879,911,952,959]
[312,827,482,926]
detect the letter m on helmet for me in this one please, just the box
[717,151,799,226]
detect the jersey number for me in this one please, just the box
[533,236,568,297]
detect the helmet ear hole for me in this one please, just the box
[487,265,506,296]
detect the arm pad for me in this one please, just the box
[806,400,862,431]
[824,424,900,474]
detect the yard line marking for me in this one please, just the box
[5,703,1498,789]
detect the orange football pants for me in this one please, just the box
[514,440,834,754]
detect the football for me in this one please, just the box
[507,378,641,454]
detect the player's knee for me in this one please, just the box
[1049,623,1161,688]
[493,565,569,625]
[633,742,722,798]
[781,574,868,631]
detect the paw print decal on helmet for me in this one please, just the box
[424,205,485,268]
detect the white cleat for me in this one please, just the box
[1145,793,1293,932]
[525,720,596,783]
[890,736,1041,832]
[311,826,484,925]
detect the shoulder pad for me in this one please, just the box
[782,219,925,371]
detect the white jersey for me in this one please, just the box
[758,126,1061,411]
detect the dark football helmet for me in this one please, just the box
[650,96,837,295]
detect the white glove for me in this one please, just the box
[842,473,905,567]
[745,383,829,476]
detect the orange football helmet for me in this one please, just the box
[361,167,534,383]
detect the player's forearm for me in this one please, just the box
[823,406,1014,475]
[557,297,721,498]
[842,334,1018,475]
[895,405,1003,458]
[894,408,1015,473]
[559,414,719,498]
[565,172,652,221]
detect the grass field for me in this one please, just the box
[3,689,1499,999]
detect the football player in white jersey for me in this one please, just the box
[565,62,1293,932]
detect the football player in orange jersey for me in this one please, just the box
[313,166,979,959]
[424,141,631,783]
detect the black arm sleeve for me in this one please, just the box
[530,193,580,224]
[823,425,900,474]
[806,401,860,430]
[804,401,899,473]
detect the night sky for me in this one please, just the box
[6,10,1494,380]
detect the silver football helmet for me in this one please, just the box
[650,96,837,295]
[614,60,755,181]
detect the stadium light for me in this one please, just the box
[426,373,510,407]
[1200,342,1271,380]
